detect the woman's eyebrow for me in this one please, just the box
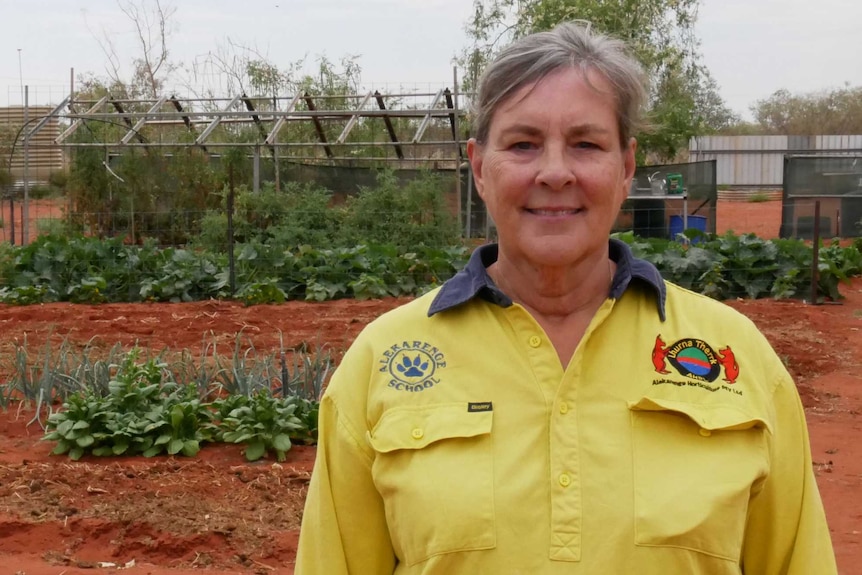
[497,124,543,138]
[565,123,612,137]
[497,123,612,138]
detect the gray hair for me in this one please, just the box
[471,22,647,147]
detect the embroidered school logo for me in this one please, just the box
[652,335,740,384]
[379,341,447,392]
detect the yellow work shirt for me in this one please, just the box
[296,240,837,574]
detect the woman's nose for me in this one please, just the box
[535,146,575,190]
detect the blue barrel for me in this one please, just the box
[669,215,707,242]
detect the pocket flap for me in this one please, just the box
[368,403,493,453]
[629,397,770,433]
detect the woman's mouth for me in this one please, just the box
[527,208,581,216]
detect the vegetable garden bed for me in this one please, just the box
[1,282,862,574]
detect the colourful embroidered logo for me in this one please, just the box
[652,335,739,384]
[380,341,447,392]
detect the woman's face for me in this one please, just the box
[468,67,636,269]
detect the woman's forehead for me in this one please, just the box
[491,67,618,127]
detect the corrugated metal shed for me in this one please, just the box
[0,106,65,181]
[689,135,862,188]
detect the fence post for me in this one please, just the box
[8,198,14,246]
[453,66,462,238]
[23,86,30,246]
[227,164,236,296]
[809,200,821,305]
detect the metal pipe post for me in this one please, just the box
[253,145,260,193]
[453,67,462,238]
[810,200,821,305]
[23,86,30,245]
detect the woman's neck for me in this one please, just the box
[489,252,615,321]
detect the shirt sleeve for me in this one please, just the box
[295,392,396,575]
[741,371,837,574]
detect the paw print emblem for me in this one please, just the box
[389,349,436,384]
[396,354,429,378]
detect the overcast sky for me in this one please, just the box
[1,0,860,121]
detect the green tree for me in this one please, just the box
[461,0,736,161]
[750,85,862,135]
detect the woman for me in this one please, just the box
[296,22,836,574]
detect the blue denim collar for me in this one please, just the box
[428,238,667,321]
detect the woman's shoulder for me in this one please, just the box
[363,287,443,332]
[663,281,760,326]
[660,280,789,390]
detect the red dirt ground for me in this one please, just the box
[1,198,860,574]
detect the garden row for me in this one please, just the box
[3,336,332,462]
[3,232,861,462]
[1,231,860,305]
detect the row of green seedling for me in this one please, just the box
[0,331,331,433]
[42,349,319,462]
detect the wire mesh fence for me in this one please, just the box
[19,159,862,248]
[781,155,862,239]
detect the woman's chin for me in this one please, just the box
[503,236,602,268]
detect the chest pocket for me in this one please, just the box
[367,403,496,566]
[629,397,770,562]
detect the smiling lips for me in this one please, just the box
[527,208,582,216]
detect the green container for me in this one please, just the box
[666,173,684,195]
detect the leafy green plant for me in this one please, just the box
[0,284,55,305]
[139,248,222,302]
[613,231,861,301]
[0,234,467,305]
[42,350,214,460]
[66,276,108,304]
[130,385,214,457]
[235,277,287,305]
[27,339,325,461]
[42,388,111,460]
[216,392,306,462]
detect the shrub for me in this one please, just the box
[339,168,460,248]
[28,185,54,200]
[36,217,71,237]
[48,170,69,190]
[747,192,772,203]
[195,181,340,252]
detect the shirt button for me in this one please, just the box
[528,335,542,348]
[558,473,571,487]
[559,402,569,414]
[699,428,712,437]
[412,428,424,439]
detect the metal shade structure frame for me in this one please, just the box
[48,88,467,163]
[13,78,472,242]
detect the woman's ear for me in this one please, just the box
[621,137,637,205]
[624,137,637,182]
[467,138,486,201]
